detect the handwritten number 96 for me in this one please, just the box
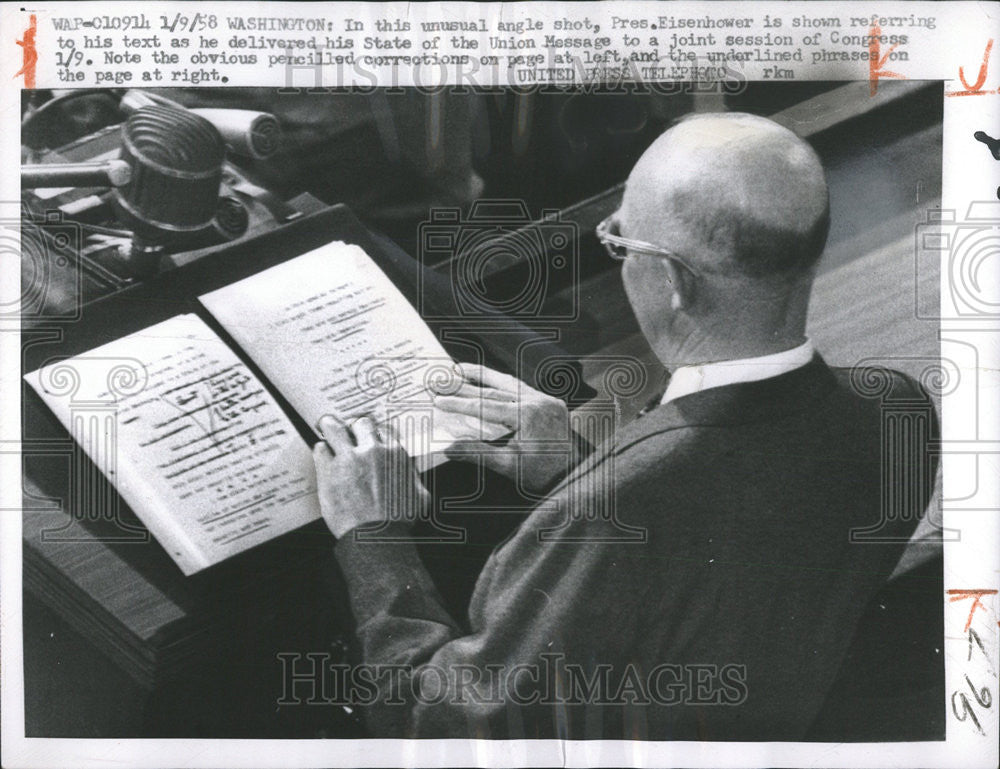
[951,677,991,735]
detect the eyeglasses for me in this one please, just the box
[595,215,675,261]
[595,214,705,278]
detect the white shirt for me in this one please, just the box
[660,340,816,406]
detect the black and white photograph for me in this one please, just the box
[2,2,998,768]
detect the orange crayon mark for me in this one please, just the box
[14,14,38,89]
[947,589,999,632]
[869,23,906,96]
[946,39,995,97]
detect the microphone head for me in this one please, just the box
[114,105,225,242]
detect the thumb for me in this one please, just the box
[445,440,517,477]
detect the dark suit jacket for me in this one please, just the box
[333,356,937,740]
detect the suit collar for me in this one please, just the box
[646,353,836,428]
[607,354,835,458]
[661,339,816,405]
[558,355,838,488]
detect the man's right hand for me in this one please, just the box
[432,363,582,494]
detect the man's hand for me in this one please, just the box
[312,414,430,539]
[433,363,580,494]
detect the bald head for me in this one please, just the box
[622,112,830,277]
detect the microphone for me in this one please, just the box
[119,90,281,159]
[112,104,226,276]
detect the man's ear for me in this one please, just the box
[662,258,694,311]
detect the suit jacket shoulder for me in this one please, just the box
[493,356,940,739]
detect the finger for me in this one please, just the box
[380,427,416,485]
[351,416,379,450]
[435,381,516,401]
[316,414,352,454]
[446,415,512,442]
[434,395,518,428]
[445,440,516,476]
[312,440,335,467]
[455,363,522,395]
[379,423,405,453]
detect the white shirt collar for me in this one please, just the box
[661,340,816,406]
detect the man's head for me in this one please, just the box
[610,112,830,368]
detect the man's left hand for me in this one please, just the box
[312,414,430,539]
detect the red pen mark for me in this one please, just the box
[14,14,38,89]
[947,39,995,97]
[869,23,905,96]
[947,589,999,632]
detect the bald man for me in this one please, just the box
[312,113,937,740]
